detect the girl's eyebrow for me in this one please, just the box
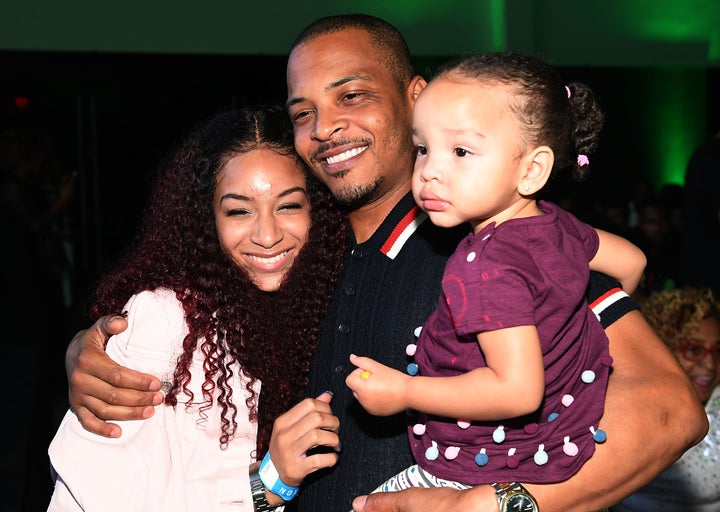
[278,186,308,198]
[220,187,307,203]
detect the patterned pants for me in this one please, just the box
[365,464,610,512]
[370,464,471,493]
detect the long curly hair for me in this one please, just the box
[90,106,347,455]
[639,287,720,351]
[438,52,605,182]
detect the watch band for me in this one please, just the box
[249,462,273,512]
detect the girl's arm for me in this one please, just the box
[590,229,646,294]
[346,325,545,420]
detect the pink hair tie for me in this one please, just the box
[565,86,571,98]
[577,154,589,167]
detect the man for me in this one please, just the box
[66,14,706,512]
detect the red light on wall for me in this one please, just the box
[13,96,30,108]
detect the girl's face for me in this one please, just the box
[673,315,720,403]
[412,76,532,233]
[214,149,311,292]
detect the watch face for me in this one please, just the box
[506,494,537,511]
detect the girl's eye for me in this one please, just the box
[415,145,427,156]
[279,203,302,212]
[454,148,468,157]
[226,208,251,217]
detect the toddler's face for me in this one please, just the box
[411,76,530,232]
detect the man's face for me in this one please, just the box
[286,29,418,209]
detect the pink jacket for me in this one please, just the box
[48,289,260,511]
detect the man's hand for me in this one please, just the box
[66,315,164,438]
[352,485,497,512]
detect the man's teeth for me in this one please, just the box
[249,251,287,264]
[326,146,367,164]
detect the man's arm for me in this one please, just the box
[353,310,708,512]
[526,309,707,510]
[66,315,164,438]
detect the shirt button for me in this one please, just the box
[351,247,364,259]
[334,364,346,375]
[337,323,350,334]
[344,285,356,295]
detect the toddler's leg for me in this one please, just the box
[349,466,471,512]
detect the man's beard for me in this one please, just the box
[332,175,385,211]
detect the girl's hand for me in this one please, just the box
[266,392,340,489]
[346,354,411,416]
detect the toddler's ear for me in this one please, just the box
[519,146,554,196]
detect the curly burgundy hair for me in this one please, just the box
[90,106,347,455]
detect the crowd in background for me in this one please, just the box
[544,130,719,302]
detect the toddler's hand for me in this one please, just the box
[346,354,410,416]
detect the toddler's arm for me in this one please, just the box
[347,325,545,420]
[591,229,646,294]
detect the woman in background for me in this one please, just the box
[612,287,720,512]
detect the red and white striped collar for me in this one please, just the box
[379,205,428,260]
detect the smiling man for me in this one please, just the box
[281,14,707,512]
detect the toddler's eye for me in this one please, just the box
[454,148,468,157]
[415,145,427,156]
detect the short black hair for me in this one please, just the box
[291,13,415,92]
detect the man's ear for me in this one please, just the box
[408,75,427,103]
[519,146,554,196]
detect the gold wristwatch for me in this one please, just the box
[491,482,539,512]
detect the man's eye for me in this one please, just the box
[291,109,312,123]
